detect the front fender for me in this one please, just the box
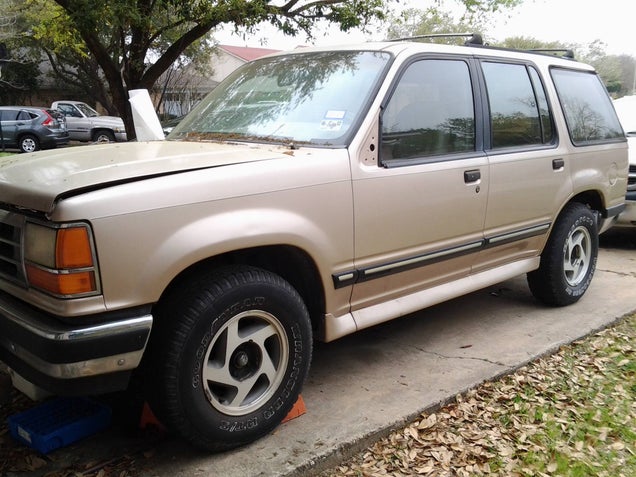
[91,182,354,313]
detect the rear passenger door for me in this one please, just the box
[0,109,20,148]
[349,56,489,311]
[473,60,572,273]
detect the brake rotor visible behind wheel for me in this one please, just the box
[527,202,598,306]
[146,265,313,451]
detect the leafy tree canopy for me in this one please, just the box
[387,7,486,43]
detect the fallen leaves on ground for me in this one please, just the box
[321,314,635,477]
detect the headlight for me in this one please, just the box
[24,222,100,297]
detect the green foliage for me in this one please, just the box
[577,41,636,97]
[386,7,485,42]
[496,35,569,52]
[459,0,524,14]
[385,0,524,42]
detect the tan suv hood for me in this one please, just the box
[0,141,286,214]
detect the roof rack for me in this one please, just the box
[388,33,484,46]
[528,48,575,59]
[385,34,577,60]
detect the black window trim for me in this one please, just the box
[527,65,557,145]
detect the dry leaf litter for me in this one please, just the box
[321,314,635,477]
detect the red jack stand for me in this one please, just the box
[281,395,306,423]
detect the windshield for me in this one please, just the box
[76,102,99,117]
[168,50,391,146]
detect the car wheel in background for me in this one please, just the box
[93,130,115,143]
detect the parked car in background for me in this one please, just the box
[613,95,636,227]
[51,100,127,143]
[0,106,69,153]
[161,115,184,135]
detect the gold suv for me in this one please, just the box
[0,38,628,451]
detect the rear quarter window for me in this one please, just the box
[551,68,623,145]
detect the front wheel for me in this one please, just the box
[146,266,312,451]
[527,203,598,306]
[92,130,115,143]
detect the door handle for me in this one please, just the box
[552,158,565,170]
[464,169,481,183]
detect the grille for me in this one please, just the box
[0,210,26,287]
[628,165,636,192]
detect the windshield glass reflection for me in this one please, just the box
[168,51,391,147]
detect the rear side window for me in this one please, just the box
[17,111,34,121]
[551,68,623,145]
[481,62,554,148]
[381,59,475,162]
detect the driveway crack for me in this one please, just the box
[597,268,636,278]
[413,347,509,368]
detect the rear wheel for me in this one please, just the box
[146,266,312,451]
[527,203,598,306]
[19,134,39,153]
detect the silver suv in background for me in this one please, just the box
[0,38,629,452]
[51,100,127,143]
[0,106,69,152]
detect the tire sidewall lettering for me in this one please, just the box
[219,417,259,432]
[262,322,303,421]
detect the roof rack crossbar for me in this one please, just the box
[388,32,483,46]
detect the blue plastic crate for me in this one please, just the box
[7,397,112,454]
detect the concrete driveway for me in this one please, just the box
[2,229,635,476]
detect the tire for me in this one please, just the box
[527,203,598,306]
[93,130,115,143]
[145,266,312,451]
[19,134,40,153]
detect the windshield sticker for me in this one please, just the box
[320,119,343,131]
[321,110,345,131]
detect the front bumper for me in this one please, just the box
[114,131,128,142]
[0,289,152,396]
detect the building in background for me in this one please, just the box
[156,45,280,119]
